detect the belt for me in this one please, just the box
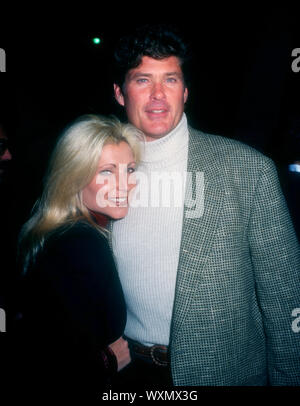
[126,338,169,367]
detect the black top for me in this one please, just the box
[14,221,126,399]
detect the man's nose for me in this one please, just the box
[1,148,12,161]
[151,82,165,100]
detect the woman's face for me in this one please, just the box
[82,141,136,219]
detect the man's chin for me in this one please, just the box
[0,169,7,184]
[142,119,180,141]
[144,128,171,142]
[0,162,13,185]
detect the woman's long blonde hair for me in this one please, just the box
[18,114,143,273]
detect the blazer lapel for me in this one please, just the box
[170,128,225,343]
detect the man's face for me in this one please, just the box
[0,132,12,183]
[114,56,188,142]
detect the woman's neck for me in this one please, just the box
[89,210,110,228]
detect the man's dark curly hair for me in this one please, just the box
[113,24,191,89]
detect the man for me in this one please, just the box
[0,124,12,184]
[111,24,300,386]
[0,124,13,310]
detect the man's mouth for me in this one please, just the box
[146,105,169,115]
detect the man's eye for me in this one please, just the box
[166,77,177,83]
[137,78,148,83]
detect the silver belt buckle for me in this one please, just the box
[150,345,168,367]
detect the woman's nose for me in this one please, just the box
[116,171,129,193]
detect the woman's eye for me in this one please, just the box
[100,169,112,175]
[128,167,136,174]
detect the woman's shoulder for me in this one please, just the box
[22,220,115,284]
[48,220,107,246]
[40,220,111,265]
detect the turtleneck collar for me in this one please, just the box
[141,113,189,165]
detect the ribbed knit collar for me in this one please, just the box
[141,113,189,165]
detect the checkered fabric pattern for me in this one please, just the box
[169,128,300,385]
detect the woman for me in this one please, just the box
[15,115,143,399]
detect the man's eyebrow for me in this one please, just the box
[129,72,152,79]
[129,71,183,79]
[165,72,182,76]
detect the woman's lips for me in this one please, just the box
[107,197,128,207]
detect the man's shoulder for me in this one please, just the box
[188,127,273,169]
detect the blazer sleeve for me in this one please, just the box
[248,158,300,385]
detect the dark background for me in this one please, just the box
[0,5,299,292]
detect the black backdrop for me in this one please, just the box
[0,8,300,393]
[0,4,299,273]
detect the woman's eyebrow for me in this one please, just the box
[98,163,117,169]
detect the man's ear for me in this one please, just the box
[114,84,125,107]
[184,87,188,104]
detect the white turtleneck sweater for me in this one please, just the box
[112,114,189,346]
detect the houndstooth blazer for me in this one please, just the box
[169,128,300,386]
